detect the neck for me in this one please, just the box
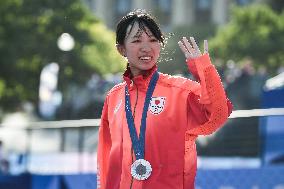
[129,66,156,79]
[130,70,148,78]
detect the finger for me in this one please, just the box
[178,41,191,59]
[178,41,187,54]
[182,37,194,53]
[204,40,208,54]
[189,37,201,54]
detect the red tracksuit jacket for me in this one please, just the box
[97,54,232,189]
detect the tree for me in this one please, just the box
[209,5,284,75]
[0,0,125,113]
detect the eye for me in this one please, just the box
[150,38,158,42]
[132,39,140,43]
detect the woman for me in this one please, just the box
[97,9,232,189]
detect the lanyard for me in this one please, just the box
[125,71,159,160]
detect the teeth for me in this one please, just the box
[140,56,151,60]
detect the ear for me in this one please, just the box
[116,44,126,57]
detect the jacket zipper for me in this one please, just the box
[130,83,138,189]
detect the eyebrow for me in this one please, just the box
[132,35,141,39]
[132,29,154,39]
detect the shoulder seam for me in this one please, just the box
[158,73,198,92]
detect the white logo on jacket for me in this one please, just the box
[149,97,166,115]
[114,99,122,114]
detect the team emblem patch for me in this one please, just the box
[149,97,166,115]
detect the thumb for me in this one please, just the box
[204,40,208,54]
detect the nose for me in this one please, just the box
[140,42,151,52]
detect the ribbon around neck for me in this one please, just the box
[125,71,159,160]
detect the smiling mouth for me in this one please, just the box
[139,56,152,61]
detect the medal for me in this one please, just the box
[131,159,152,180]
[125,71,159,180]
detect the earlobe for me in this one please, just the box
[116,44,126,57]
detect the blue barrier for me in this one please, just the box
[62,174,96,189]
[262,87,284,109]
[0,174,97,189]
[32,175,60,189]
[0,173,31,189]
[196,166,284,189]
[261,86,284,165]
[260,116,284,165]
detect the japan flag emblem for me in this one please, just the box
[149,97,166,115]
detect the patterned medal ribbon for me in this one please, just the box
[125,71,159,180]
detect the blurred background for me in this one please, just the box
[0,0,284,188]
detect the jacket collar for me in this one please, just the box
[123,65,158,91]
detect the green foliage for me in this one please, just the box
[209,5,284,74]
[0,0,125,111]
[82,23,126,74]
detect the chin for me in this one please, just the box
[141,64,155,70]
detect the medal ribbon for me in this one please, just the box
[125,71,159,160]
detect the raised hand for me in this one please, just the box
[178,37,208,60]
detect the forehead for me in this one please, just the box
[125,21,153,39]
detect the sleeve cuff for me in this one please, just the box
[186,54,212,72]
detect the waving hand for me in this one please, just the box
[178,37,208,60]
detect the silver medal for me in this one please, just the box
[131,159,152,180]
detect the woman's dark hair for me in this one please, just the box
[116,9,164,46]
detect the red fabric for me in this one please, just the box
[97,54,232,189]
